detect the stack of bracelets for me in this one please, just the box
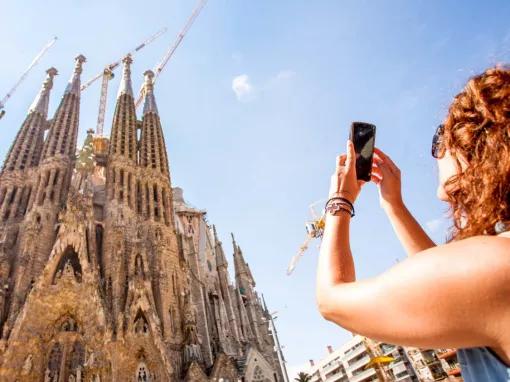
[325,196,355,217]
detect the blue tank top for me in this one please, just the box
[457,347,510,381]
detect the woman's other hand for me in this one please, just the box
[329,140,366,203]
[371,147,404,211]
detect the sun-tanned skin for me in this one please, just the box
[316,140,510,365]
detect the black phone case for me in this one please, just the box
[349,122,376,181]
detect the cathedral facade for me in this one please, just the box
[0,54,284,382]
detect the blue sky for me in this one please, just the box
[2,0,510,378]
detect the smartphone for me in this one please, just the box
[349,122,376,181]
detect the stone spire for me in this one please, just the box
[1,68,57,173]
[142,70,158,116]
[41,55,86,160]
[139,70,170,178]
[64,54,86,95]
[117,55,133,98]
[108,55,137,162]
[29,67,58,116]
[214,226,227,268]
[214,227,242,353]
[232,233,254,287]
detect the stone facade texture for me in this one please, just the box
[0,55,284,382]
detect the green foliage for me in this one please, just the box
[294,371,312,382]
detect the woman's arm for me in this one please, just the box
[316,142,510,351]
[317,235,510,350]
[372,148,435,256]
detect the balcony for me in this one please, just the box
[347,355,371,373]
[344,345,367,361]
[322,360,343,375]
[325,373,348,382]
[350,367,377,382]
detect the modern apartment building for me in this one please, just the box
[306,336,417,382]
[404,348,463,382]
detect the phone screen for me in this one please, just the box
[350,122,376,181]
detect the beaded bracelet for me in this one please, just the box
[325,199,355,217]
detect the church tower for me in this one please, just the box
[0,67,57,333]
[0,53,287,382]
[103,54,139,334]
[1,56,86,337]
[138,69,182,345]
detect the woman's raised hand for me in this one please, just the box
[371,147,403,210]
[329,140,366,203]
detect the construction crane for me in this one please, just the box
[81,27,167,136]
[134,0,208,108]
[0,37,58,120]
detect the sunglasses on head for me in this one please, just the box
[431,124,444,158]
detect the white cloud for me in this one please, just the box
[425,218,443,233]
[232,74,254,102]
[231,69,296,102]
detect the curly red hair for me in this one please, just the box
[442,65,510,241]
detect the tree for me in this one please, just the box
[294,372,312,382]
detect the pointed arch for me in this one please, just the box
[52,245,82,283]
[134,254,145,278]
[134,309,150,335]
[60,314,78,332]
[136,362,151,382]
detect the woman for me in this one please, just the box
[316,66,510,381]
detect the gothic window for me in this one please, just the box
[134,310,149,335]
[252,366,271,382]
[61,316,78,332]
[53,246,83,283]
[119,169,125,202]
[169,308,176,334]
[127,172,132,208]
[136,363,150,382]
[95,225,104,274]
[18,186,31,216]
[161,188,169,225]
[110,168,116,200]
[47,342,63,380]
[136,180,142,214]
[50,169,59,201]
[145,183,150,218]
[153,185,159,220]
[65,341,85,381]
[135,254,145,278]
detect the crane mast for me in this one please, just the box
[0,37,57,119]
[83,27,167,136]
[135,0,208,108]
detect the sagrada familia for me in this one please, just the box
[0,55,285,381]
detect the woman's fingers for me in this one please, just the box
[370,174,381,184]
[374,147,400,176]
[371,164,383,178]
[345,140,356,173]
[376,160,393,179]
